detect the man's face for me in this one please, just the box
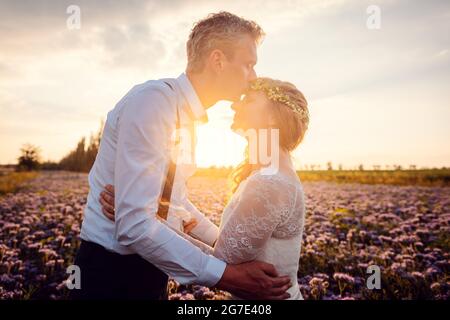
[218,35,258,102]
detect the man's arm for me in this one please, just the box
[114,87,225,287]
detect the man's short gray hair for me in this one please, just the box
[186,11,264,73]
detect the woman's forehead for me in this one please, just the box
[243,90,265,100]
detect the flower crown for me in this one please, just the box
[249,78,309,122]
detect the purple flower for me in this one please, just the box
[333,273,355,285]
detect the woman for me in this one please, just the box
[100,77,309,300]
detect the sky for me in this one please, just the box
[0,0,449,169]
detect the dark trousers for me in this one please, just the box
[70,240,168,300]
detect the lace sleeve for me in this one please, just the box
[214,174,295,264]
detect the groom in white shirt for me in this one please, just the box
[72,12,292,300]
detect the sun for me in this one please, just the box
[195,102,247,168]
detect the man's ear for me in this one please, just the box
[209,49,225,73]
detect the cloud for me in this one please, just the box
[0,61,18,79]
[255,0,450,100]
[0,0,194,72]
[0,0,351,71]
[96,24,166,72]
[0,0,449,165]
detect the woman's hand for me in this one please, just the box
[100,185,115,221]
[99,184,198,233]
[183,218,198,233]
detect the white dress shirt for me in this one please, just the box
[80,73,226,287]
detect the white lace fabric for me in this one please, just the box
[170,170,306,300]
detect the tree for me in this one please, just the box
[327,161,333,171]
[17,144,41,171]
[58,120,104,172]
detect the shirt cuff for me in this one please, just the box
[197,255,227,287]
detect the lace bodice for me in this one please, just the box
[168,170,306,299]
[214,171,305,264]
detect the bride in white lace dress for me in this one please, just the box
[213,164,306,300]
[101,77,309,300]
[189,78,308,300]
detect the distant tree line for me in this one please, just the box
[300,162,443,171]
[16,121,103,173]
[57,120,103,172]
[13,122,449,174]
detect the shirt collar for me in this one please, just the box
[176,73,208,123]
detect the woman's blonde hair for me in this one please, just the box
[231,78,309,192]
[186,11,264,73]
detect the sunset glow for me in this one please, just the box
[0,0,449,169]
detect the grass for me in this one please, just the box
[194,168,450,187]
[297,169,450,187]
[0,168,447,196]
[0,171,39,195]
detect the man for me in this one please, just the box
[72,11,292,300]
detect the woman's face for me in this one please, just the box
[231,91,274,133]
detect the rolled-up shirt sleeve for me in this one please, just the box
[114,87,226,286]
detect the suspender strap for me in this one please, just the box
[157,81,180,220]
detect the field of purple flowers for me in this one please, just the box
[0,171,448,300]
